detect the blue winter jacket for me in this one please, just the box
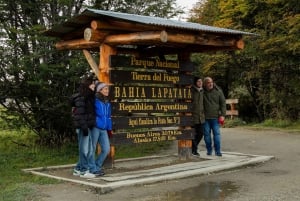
[94,98,112,130]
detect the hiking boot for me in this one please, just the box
[80,171,96,179]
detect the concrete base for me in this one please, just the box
[23,151,274,193]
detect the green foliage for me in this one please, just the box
[223,118,247,128]
[0,0,184,146]
[0,128,73,200]
[91,0,183,18]
[189,0,300,122]
[259,119,300,130]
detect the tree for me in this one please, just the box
[189,0,300,121]
[0,0,184,146]
[91,0,183,18]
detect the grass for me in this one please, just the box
[247,119,300,132]
[1,114,299,200]
[224,118,300,132]
[0,124,172,201]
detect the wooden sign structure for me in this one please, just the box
[110,55,194,146]
[44,9,253,162]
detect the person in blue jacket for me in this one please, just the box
[89,81,112,176]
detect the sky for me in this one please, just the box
[175,0,199,20]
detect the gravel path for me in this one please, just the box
[38,127,300,201]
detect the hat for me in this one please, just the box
[95,81,108,92]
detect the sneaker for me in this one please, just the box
[207,152,212,156]
[192,152,200,157]
[93,170,105,176]
[73,168,80,176]
[80,171,96,179]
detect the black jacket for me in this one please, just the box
[70,92,96,133]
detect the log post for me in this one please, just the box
[99,44,116,83]
[82,49,99,79]
[178,140,192,160]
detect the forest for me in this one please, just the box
[0,0,299,145]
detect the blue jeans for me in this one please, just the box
[203,119,221,155]
[89,127,110,172]
[75,128,92,172]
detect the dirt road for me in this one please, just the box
[38,127,300,201]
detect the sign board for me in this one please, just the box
[110,55,195,144]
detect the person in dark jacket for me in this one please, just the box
[70,75,96,178]
[89,81,112,176]
[203,77,226,157]
[191,77,205,157]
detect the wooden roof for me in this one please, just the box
[44,9,254,54]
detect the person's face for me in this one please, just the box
[89,82,95,91]
[99,86,109,96]
[196,79,202,88]
[205,78,214,90]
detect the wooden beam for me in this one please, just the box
[166,33,240,47]
[91,20,154,32]
[84,28,109,42]
[55,39,100,50]
[103,30,242,49]
[104,31,168,45]
[235,38,244,49]
[61,27,86,41]
[99,44,116,83]
[82,49,99,79]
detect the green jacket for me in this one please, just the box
[203,85,226,119]
[192,85,205,124]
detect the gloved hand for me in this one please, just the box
[107,130,113,138]
[82,127,89,136]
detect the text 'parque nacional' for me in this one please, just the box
[130,57,179,69]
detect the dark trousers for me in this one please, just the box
[192,123,204,153]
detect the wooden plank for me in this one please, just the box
[112,116,193,129]
[111,85,192,100]
[111,102,192,114]
[226,99,239,104]
[110,70,193,85]
[226,110,239,116]
[111,129,194,144]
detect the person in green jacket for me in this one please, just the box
[191,77,205,157]
[203,77,226,156]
